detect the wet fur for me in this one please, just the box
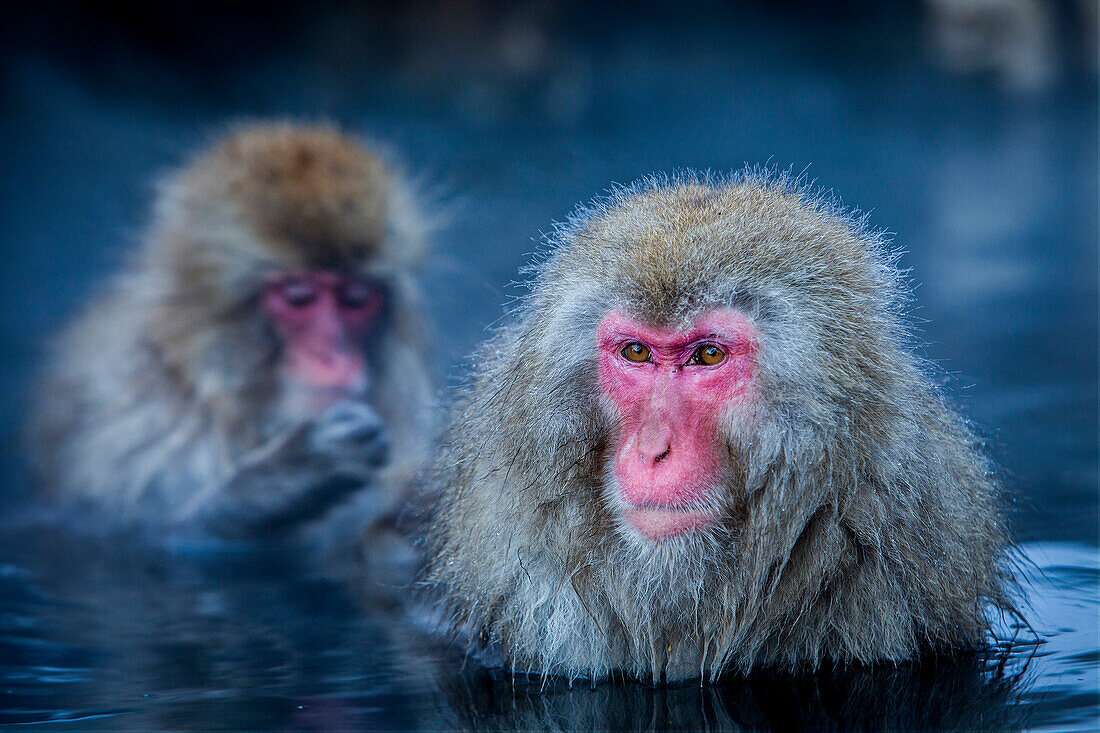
[30,123,434,535]
[425,170,1012,682]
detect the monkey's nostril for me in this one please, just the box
[655,446,671,463]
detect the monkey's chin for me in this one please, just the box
[623,506,716,541]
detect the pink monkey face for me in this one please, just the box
[262,271,384,394]
[597,309,759,541]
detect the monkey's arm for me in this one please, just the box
[181,401,389,539]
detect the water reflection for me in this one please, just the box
[0,521,1094,730]
[0,523,417,729]
[431,656,1028,731]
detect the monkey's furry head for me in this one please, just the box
[132,123,429,407]
[427,170,1012,683]
[151,122,426,294]
[527,169,910,447]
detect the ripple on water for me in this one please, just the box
[1004,542,1100,732]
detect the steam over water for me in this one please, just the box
[1,4,1095,730]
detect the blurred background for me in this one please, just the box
[0,1,1096,728]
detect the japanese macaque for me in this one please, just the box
[30,123,434,542]
[425,171,1013,682]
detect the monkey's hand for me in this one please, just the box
[308,400,390,471]
[191,401,390,540]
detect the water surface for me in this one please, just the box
[0,531,1095,730]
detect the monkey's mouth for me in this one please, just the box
[623,506,717,541]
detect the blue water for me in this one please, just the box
[0,5,1095,730]
[0,533,1094,730]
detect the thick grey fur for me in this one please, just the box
[425,169,1013,682]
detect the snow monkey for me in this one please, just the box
[425,171,1012,682]
[30,123,434,542]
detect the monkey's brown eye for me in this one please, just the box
[622,342,651,362]
[691,345,726,366]
[281,280,318,308]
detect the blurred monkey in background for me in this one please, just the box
[30,123,435,547]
